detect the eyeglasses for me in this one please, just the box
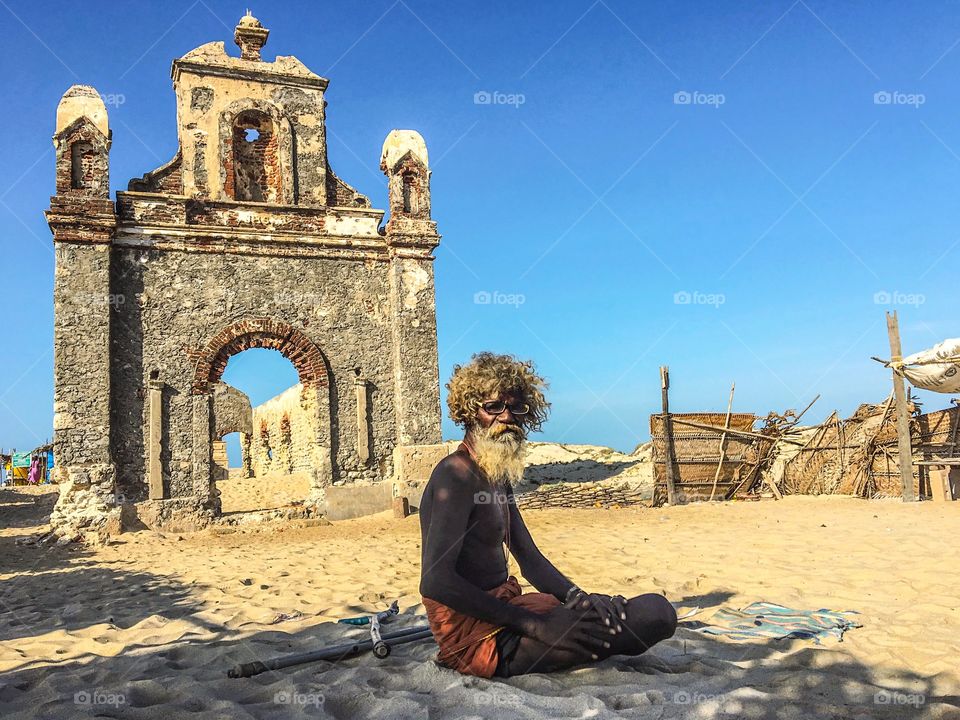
[478,400,530,416]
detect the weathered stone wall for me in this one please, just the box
[387,258,442,446]
[50,241,118,536]
[250,384,314,476]
[110,248,405,500]
[393,441,457,509]
[55,243,114,469]
[211,382,252,438]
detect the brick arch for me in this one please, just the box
[191,318,329,395]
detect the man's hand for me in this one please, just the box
[525,606,611,660]
[568,590,628,634]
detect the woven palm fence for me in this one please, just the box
[650,412,776,504]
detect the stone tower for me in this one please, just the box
[47,14,442,536]
[47,86,118,535]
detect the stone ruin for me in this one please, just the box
[46,13,444,537]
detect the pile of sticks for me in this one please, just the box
[781,395,960,499]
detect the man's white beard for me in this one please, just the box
[472,423,526,487]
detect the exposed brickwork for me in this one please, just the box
[128,152,183,194]
[326,167,372,208]
[54,118,110,198]
[192,318,330,394]
[226,111,282,202]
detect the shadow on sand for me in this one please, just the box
[0,487,58,531]
[1,612,956,719]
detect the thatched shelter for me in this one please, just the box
[782,400,960,498]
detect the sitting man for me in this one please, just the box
[419,352,677,677]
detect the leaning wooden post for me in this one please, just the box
[709,381,735,501]
[886,311,916,502]
[660,366,679,506]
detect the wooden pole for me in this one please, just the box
[660,366,679,506]
[886,311,916,502]
[667,417,806,445]
[709,382,735,501]
[786,394,820,430]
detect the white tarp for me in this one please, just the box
[897,338,960,393]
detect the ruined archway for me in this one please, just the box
[190,318,333,515]
[211,380,254,485]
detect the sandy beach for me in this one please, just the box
[1,481,958,719]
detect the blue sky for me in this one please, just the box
[2,0,959,457]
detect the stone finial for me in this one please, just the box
[55,85,109,139]
[380,130,429,174]
[234,11,269,61]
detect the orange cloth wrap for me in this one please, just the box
[422,576,561,677]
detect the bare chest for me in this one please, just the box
[467,489,511,547]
